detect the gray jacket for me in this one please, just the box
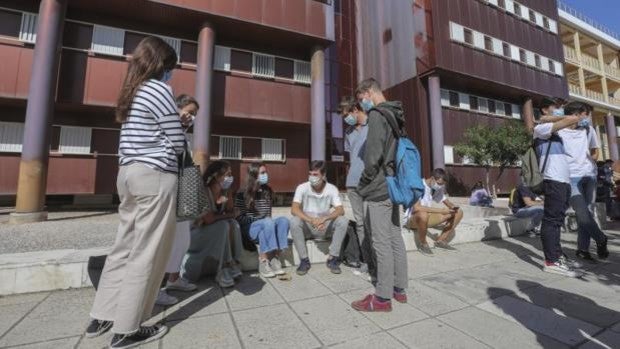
[357,101,406,202]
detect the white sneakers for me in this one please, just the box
[216,268,235,288]
[166,277,197,292]
[230,264,243,279]
[270,258,286,276]
[259,259,276,278]
[155,289,178,306]
[543,258,584,278]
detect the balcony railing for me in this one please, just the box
[581,53,601,72]
[568,84,581,95]
[563,45,578,63]
[605,65,620,80]
[609,96,620,106]
[585,89,605,102]
[559,1,620,41]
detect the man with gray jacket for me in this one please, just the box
[350,78,408,312]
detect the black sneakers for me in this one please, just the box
[597,237,609,259]
[575,250,596,263]
[326,257,342,274]
[110,324,168,349]
[85,319,113,338]
[296,258,311,276]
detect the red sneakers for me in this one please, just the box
[351,294,392,312]
[393,291,408,304]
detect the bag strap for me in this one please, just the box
[372,107,400,175]
[540,139,552,173]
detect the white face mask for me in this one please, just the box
[431,182,444,191]
[309,175,323,187]
[221,176,234,190]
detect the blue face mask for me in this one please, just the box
[258,173,269,185]
[552,108,564,117]
[360,98,374,112]
[578,118,591,128]
[161,70,173,83]
[344,114,357,126]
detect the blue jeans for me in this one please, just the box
[249,217,290,254]
[514,206,544,232]
[569,176,607,251]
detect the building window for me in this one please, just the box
[549,60,556,73]
[294,60,311,84]
[519,48,526,63]
[123,31,147,55]
[502,42,510,57]
[479,98,489,113]
[0,9,22,38]
[159,36,181,59]
[219,136,242,160]
[0,122,24,152]
[498,0,505,9]
[441,89,450,106]
[19,12,37,43]
[91,25,125,56]
[262,138,284,161]
[230,50,253,72]
[469,96,479,111]
[275,57,294,79]
[529,9,536,22]
[444,145,455,165]
[59,126,92,154]
[464,28,473,45]
[535,54,541,68]
[214,46,231,71]
[513,3,521,16]
[504,103,513,117]
[543,17,550,30]
[252,53,275,78]
[496,102,505,115]
[449,91,460,107]
[484,36,493,51]
[488,100,496,114]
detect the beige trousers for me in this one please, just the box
[90,163,178,334]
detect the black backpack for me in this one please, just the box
[339,221,362,267]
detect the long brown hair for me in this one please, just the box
[204,160,231,187]
[115,36,178,123]
[244,162,264,209]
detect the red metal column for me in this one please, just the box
[10,0,67,224]
[606,113,619,161]
[193,22,215,174]
[428,75,444,170]
[311,46,326,161]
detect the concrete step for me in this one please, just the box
[0,214,531,296]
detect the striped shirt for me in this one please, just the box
[234,186,273,227]
[118,79,185,173]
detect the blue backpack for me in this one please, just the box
[376,107,425,209]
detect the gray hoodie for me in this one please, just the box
[357,101,406,202]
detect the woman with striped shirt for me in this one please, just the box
[86,36,184,348]
[235,163,290,278]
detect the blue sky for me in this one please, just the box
[561,0,620,37]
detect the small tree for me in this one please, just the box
[455,121,530,194]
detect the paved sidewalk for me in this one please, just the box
[0,230,618,349]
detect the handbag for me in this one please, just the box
[161,129,207,219]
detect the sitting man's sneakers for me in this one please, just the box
[259,259,276,278]
[296,258,311,276]
[435,240,456,250]
[269,257,286,276]
[418,243,434,256]
[351,294,392,312]
[85,319,113,338]
[110,324,168,349]
[527,229,540,238]
[597,237,609,259]
[326,257,342,274]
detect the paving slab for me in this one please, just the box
[405,282,469,317]
[612,321,620,333]
[164,283,228,321]
[290,294,380,346]
[0,292,48,306]
[162,313,241,349]
[579,329,620,349]
[0,302,41,339]
[222,275,284,311]
[266,269,332,302]
[389,318,490,349]
[438,306,569,349]
[330,332,407,349]
[477,295,601,346]
[0,288,94,347]
[306,265,372,294]
[233,303,321,348]
[338,288,428,330]
[9,336,81,349]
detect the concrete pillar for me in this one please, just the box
[193,22,215,174]
[597,43,610,102]
[573,32,587,96]
[522,98,534,135]
[428,75,445,169]
[311,46,326,161]
[10,0,67,224]
[606,113,619,161]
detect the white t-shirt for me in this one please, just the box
[419,180,447,207]
[293,182,342,218]
[558,126,600,178]
[533,123,570,184]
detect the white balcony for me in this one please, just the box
[581,53,601,72]
[563,45,578,64]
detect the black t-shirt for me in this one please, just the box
[512,184,537,213]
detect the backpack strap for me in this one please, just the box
[371,106,402,176]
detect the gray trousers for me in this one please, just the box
[90,164,177,334]
[290,215,349,259]
[348,189,376,276]
[366,199,408,299]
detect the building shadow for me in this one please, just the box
[487,281,620,348]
